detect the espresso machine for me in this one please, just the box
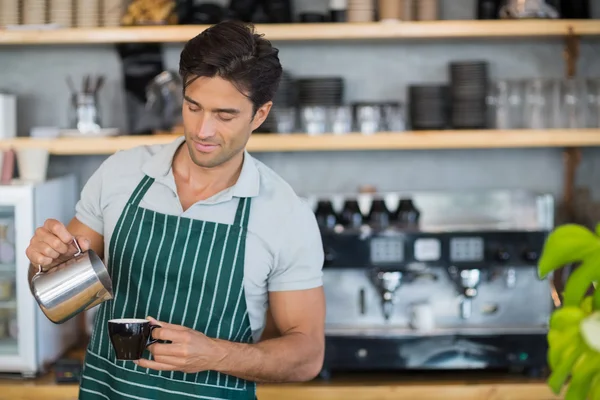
[308,189,555,378]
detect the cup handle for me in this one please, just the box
[34,237,83,276]
[146,324,161,347]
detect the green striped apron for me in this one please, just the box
[79,175,256,400]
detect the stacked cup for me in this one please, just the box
[378,0,402,21]
[415,0,438,20]
[348,0,374,22]
[22,0,47,25]
[102,0,123,27]
[49,0,74,27]
[0,0,20,27]
[76,0,100,27]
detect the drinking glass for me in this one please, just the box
[560,78,587,129]
[355,104,382,135]
[272,107,297,134]
[523,78,560,130]
[328,106,352,135]
[300,106,327,136]
[488,80,524,129]
[585,78,600,128]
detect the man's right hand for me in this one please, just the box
[25,219,91,271]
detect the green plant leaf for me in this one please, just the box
[538,224,600,279]
[548,340,585,394]
[583,296,595,314]
[550,306,586,331]
[563,253,600,307]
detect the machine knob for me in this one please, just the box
[356,348,368,359]
[522,249,539,262]
[495,248,511,262]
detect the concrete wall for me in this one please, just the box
[1,0,599,205]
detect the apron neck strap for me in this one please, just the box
[233,197,252,228]
[128,175,155,207]
[129,176,252,228]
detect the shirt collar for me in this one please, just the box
[141,136,260,199]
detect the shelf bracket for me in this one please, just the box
[561,27,582,223]
[564,26,579,78]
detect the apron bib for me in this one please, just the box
[79,175,256,400]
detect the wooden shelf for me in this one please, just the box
[0,20,598,45]
[2,129,600,155]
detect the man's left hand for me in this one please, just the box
[134,317,223,373]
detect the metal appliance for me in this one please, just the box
[308,189,555,378]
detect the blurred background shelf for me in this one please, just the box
[0,20,599,45]
[2,129,600,154]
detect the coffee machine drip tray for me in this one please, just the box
[325,326,548,337]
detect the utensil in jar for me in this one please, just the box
[30,238,113,324]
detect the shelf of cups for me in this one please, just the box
[0,20,599,45]
[2,129,600,154]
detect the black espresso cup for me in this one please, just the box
[108,318,160,360]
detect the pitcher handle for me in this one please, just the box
[35,237,84,275]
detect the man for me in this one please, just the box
[25,20,325,400]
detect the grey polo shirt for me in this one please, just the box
[75,135,324,342]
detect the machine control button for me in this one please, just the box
[414,238,441,261]
[522,249,538,262]
[449,237,484,262]
[356,348,368,359]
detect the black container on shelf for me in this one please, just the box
[368,198,392,229]
[560,0,590,18]
[340,199,364,229]
[394,198,420,228]
[315,200,339,230]
[477,0,500,19]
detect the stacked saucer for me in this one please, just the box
[273,71,297,107]
[0,0,20,27]
[101,0,123,26]
[348,0,374,22]
[76,0,100,27]
[297,77,344,106]
[449,61,489,129]
[408,84,449,130]
[22,0,47,25]
[49,0,74,27]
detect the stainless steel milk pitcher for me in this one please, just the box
[30,238,113,324]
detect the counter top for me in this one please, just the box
[0,347,563,400]
[0,374,563,400]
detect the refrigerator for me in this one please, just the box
[0,175,81,377]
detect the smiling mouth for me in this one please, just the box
[193,141,219,153]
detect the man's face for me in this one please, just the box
[181,76,271,168]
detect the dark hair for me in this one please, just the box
[179,20,283,115]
